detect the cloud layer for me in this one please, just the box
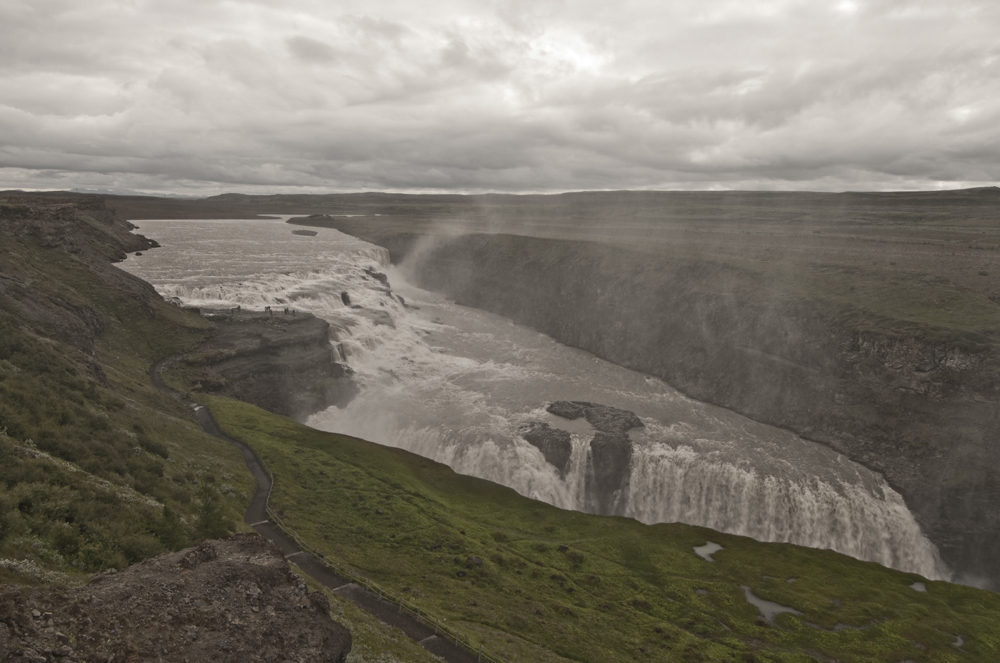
[1,0,998,194]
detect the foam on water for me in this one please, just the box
[119,216,951,581]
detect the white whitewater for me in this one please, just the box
[119,216,950,580]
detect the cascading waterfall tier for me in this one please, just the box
[119,216,951,581]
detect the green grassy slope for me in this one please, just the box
[0,197,253,578]
[206,395,1000,663]
[0,196,481,663]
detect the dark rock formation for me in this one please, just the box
[546,401,643,515]
[521,423,573,477]
[545,401,586,420]
[586,431,634,516]
[0,534,351,663]
[364,267,389,285]
[548,401,644,434]
[186,310,355,418]
[292,229,319,236]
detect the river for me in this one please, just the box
[119,215,950,580]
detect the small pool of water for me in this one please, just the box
[741,585,802,624]
[694,542,723,562]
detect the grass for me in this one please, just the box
[0,201,253,576]
[554,234,1000,343]
[205,395,1000,663]
[788,263,1000,343]
[291,566,443,663]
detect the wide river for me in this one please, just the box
[119,216,950,580]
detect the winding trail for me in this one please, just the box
[151,357,482,663]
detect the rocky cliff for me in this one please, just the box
[0,195,163,356]
[317,228,1000,587]
[0,534,351,663]
[180,310,354,420]
[547,401,643,516]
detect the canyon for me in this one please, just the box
[282,190,1000,587]
[5,190,1000,662]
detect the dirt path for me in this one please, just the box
[151,357,482,663]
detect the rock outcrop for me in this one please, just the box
[0,195,156,261]
[0,534,352,663]
[0,196,162,356]
[544,401,644,516]
[520,423,573,477]
[184,310,355,419]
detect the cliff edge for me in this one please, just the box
[178,309,353,420]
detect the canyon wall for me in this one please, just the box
[183,310,353,420]
[328,227,1000,586]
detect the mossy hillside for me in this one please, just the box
[0,201,253,576]
[206,396,1000,662]
[291,567,442,663]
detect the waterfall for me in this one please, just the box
[625,444,947,579]
[120,217,952,581]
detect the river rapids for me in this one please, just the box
[119,216,951,580]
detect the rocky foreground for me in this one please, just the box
[0,534,351,663]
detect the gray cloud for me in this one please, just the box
[1,0,998,194]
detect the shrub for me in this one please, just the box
[137,433,169,459]
[195,485,230,540]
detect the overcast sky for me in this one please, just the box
[1,0,998,195]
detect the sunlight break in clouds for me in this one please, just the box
[0,0,998,194]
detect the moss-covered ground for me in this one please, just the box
[206,395,1000,662]
[291,567,442,663]
[0,202,253,577]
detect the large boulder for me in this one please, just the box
[547,401,644,434]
